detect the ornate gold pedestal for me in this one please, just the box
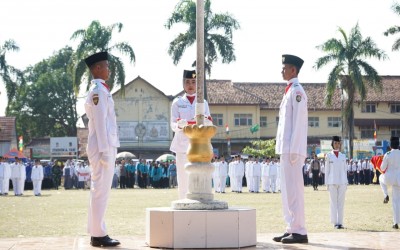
[171,125,228,210]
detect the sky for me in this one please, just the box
[1,0,400,117]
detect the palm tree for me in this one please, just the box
[0,39,21,100]
[70,20,136,93]
[384,2,400,51]
[314,24,387,158]
[165,0,240,77]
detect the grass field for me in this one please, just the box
[0,184,396,238]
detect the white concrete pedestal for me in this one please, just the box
[146,207,256,249]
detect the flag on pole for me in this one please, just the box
[373,120,377,142]
[225,124,229,135]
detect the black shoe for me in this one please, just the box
[281,233,308,244]
[393,224,399,229]
[90,235,120,247]
[337,224,344,229]
[272,232,290,242]
[384,195,389,204]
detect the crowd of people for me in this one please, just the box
[0,153,386,197]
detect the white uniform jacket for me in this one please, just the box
[85,79,120,162]
[275,78,308,157]
[380,149,400,186]
[31,165,44,181]
[325,151,348,185]
[170,94,210,153]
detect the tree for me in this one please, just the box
[165,0,240,77]
[314,24,387,158]
[0,39,24,106]
[70,20,136,93]
[7,47,78,142]
[242,139,276,158]
[384,2,400,51]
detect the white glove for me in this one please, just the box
[204,118,213,126]
[100,153,110,166]
[177,119,188,129]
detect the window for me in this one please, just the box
[362,103,376,113]
[391,104,400,113]
[392,127,400,137]
[276,117,279,126]
[308,117,319,127]
[260,116,267,127]
[328,117,341,128]
[211,114,223,126]
[360,126,374,139]
[234,114,252,126]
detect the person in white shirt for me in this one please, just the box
[269,158,279,193]
[245,157,254,192]
[170,70,212,199]
[0,157,9,195]
[31,160,44,196]
[212,158,221,193]
[228,157,237,192]
[11,157,26,196]
[235,156,245,193]
[252,158,261,193]
[273,54,308,244]
[218,156,228,193]
[325,136,348,229]
[261,158,270,192]
[379,136,400,229]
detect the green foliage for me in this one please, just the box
[0,39,24,105]
[242,139,276,158]
[6,47,78,141]
[314,24,387,158]
[165,0,240,76]
[384,2,400,51]
[70,20,136,94]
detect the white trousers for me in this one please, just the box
[230,175,236,191]
[32,180,42,195]
[379,174,389,197]
[176,152,189,199]
[235,176,243,192]
[12,178,24,195]
[1,178,10,194]
[0,179,2,193]
[392,185,400,224]
[213,176,221,192]
[262,176,270,191]
[269,175,277,192]
[327,184,347,225]
[219,176,227,192]
[247,175,253,191]
[280,154,307,235]
[87,147,116,237]
[252,176,260,192]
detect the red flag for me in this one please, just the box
[371,155,385,174]
[373,120,377,142]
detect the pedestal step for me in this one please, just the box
[146,207,256,248]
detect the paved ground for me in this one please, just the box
[1,232,399,250]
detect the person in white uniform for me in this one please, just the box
[273,54,308,244]
[218,156,228,193]
[84,51,120,247]
[245,156,254,192]
[261,158,270,192]
[0,157,4,195]
[325,136,348,229]
[235,156,245,193]
[252,158,261,193]
[379,136,400,229]
[0,157,11,195]
[170,70,211,199]
[269,158,278,193]
[31,159,44,196]
[212,157,221,193]
[228,156,237,192]
[11,158,26,196]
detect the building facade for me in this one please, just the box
[77,76,400,159]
